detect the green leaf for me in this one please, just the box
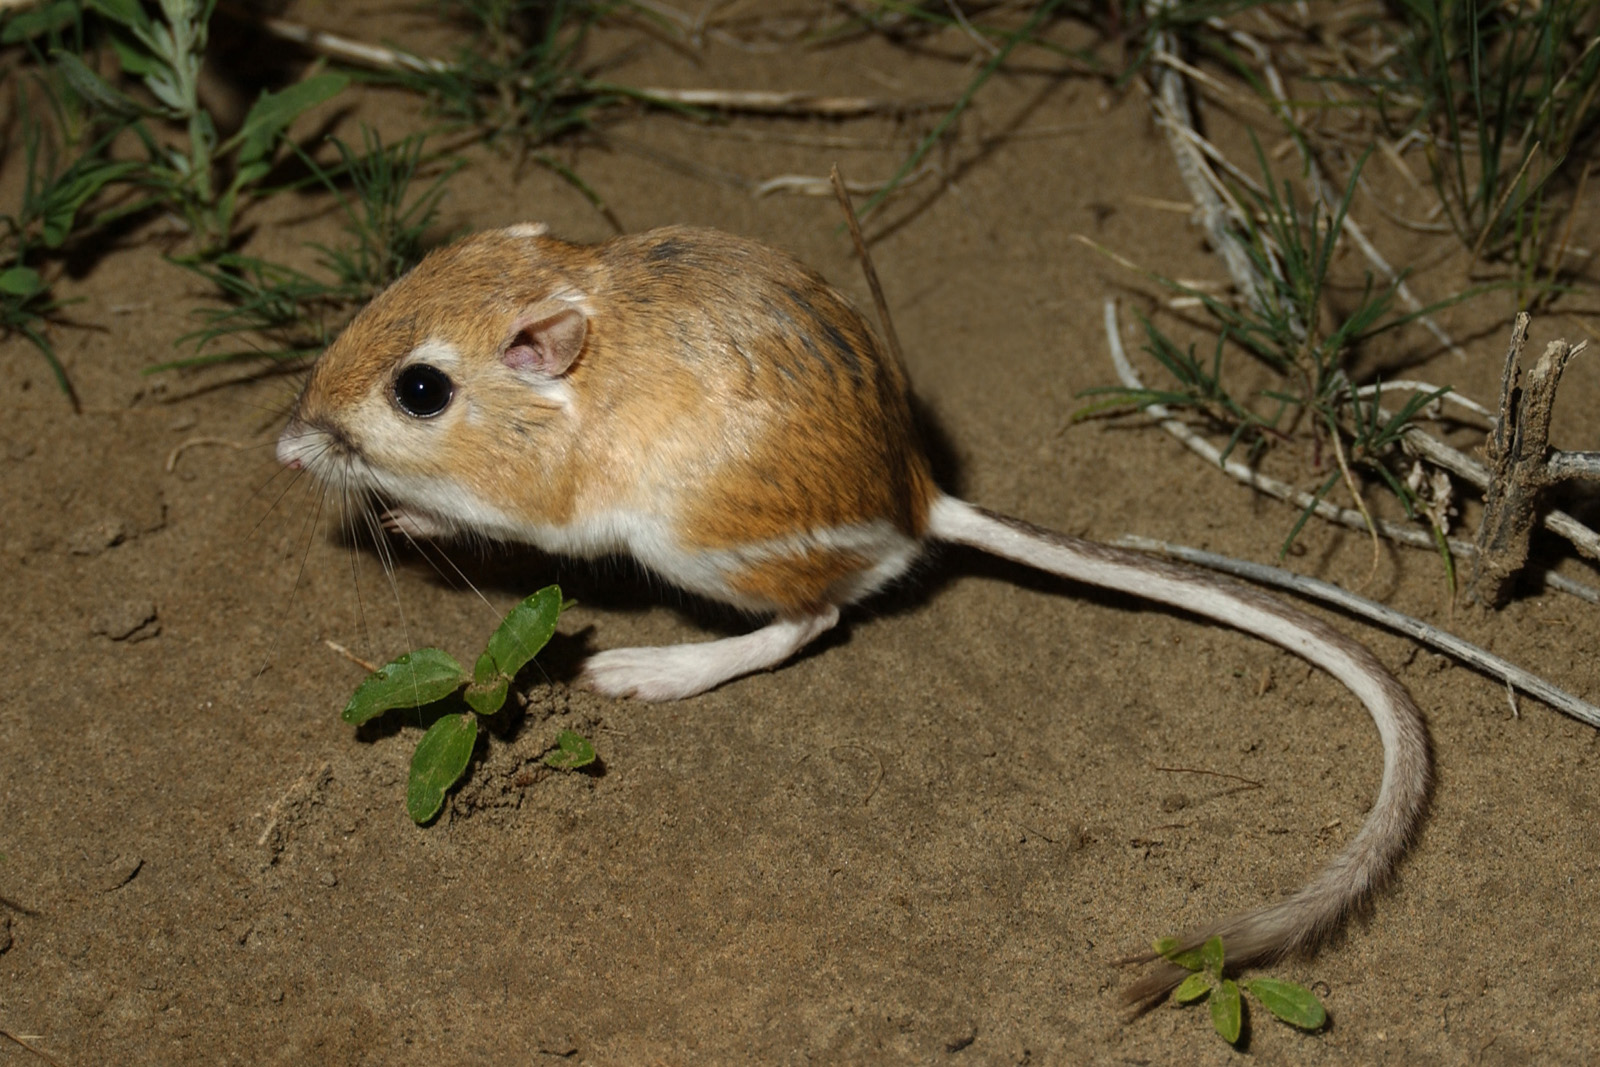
[341,648,466,724]
[232,159,272,189]
[41,161,140,247]
[1174,973,1212,1004]
[86,0,149,31]
[406,713,478,824]
[106,30,166,79]
[0,267,46,297]
[1247,978,1327,1031]
[2,1,79,43]
[1209,979,1243,1044]
[51,51,144,118]
[1154,936,1205,972]
[543,729,596,770]
[226,73,348,166]
[463,652,508,716]
[1201,935,1226,982]
[463,678,508,716]
[486,585,563,679]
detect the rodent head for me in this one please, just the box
[276,223,594,536]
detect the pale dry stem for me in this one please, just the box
[1324,407,1384,584]
[1138,20,1600,594]
[223,6,946,118]
[165,435,254,473]
[1115,534,1600,728]
[1099,298,1600,606]
[830,165,904,367]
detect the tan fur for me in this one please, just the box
[287,225,935,610]
[585,229,935,552]
[726,549,874,611]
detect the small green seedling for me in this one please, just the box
[340,585,593,824]
[163,127,460,368]
[1156,935,1327,1046]
[542,729,595,770]
[56,0,348,255]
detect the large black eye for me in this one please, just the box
[393,364,453,418]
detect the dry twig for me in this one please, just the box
[1470,313,1595,605]
[1099,298,1600,605]
[755,163,936,198]
[324,639,379,674]
[830,165,904,366]
[1116,534,1600,728]
[1138,19,1600,593]
[224,8,945,118]
[165,435,253,473]
[0,1028,69,1067]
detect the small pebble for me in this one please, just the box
[91,600,160,642]
[68,518,128,555]
[100,853,143,892]
[944,1022,978,1053]
[536,1034,578,1057]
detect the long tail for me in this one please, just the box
[927,497,1431,1003]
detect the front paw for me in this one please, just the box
[381,507,452,540]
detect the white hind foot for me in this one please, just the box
[581,607,841,701]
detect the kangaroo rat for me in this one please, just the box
[277,223,1429,999]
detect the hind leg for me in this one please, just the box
[580,607,841,701]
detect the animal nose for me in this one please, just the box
[276,424,306,469]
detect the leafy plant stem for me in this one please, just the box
[855,0,1066,220]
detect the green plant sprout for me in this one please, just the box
[1,45,136,407]
[340,586,593,824]
[55,0,347,256]
[160,127,459,368]
[1374,0,1600,297]
[301,127,461,301]
[1078,141,1469,567]
[395,0,611,143]
[1157,935,1327,1046]
[3,0,84,55]
[4,0,356,385]
[1155,0,1598,303]
[849,0,1070,221]
[380,0,643,217]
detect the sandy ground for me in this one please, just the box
[3,6,1599,1064]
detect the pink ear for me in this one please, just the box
[501,306,588,377]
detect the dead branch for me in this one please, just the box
[830,165,904,367]
[1139,23,1600,591]
[1470,314,1594,606]
[1100,300,1466,555]
[223,7,946,118]
[1100,298,1600,605]
[1116,535,1600,729]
